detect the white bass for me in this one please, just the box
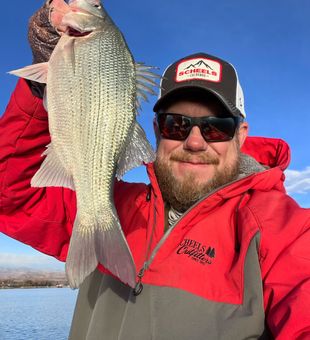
[9,0,158,288]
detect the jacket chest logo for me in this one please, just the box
[176,238,216,265]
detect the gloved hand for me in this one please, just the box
[28,0,61,64]
[27,0,66,98]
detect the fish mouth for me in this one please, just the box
[67,27,93,37]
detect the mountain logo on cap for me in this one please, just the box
[185,60,214,70]
[176,57,222,83]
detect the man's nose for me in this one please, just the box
[183,126,208,151]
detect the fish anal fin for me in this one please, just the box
[31,143,75,190]
[8,62,48,83]
[116,122,155,180]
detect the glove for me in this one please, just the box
[28,0,60,64]
[27,0,62,98]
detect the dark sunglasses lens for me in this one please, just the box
[158,114,191,140]
[201,117,237,141]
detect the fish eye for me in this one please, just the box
[92,3,102,8]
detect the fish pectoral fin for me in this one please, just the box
[31,143,75,190]
[8,62,48,83]
[66,210,136,289]
[116,121,155,180]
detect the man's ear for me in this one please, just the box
[238,121,249,148]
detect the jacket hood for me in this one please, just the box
[147,136,291,201]
[241,136,290,171]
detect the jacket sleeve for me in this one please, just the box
[259,198,310,339]
[0,78,76,261]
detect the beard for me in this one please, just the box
[154,147,241,213]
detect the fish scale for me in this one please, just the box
[9,0,158,288]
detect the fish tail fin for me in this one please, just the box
[65,218,98,289]
[96,209,136,288]
[66,211,136,289]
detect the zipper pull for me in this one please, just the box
[133,264,147,296]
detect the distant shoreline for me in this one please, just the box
[0,268,68,289]
[0,285,70,289]
[1,280,69,289]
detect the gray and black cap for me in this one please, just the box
[153,52,246,118]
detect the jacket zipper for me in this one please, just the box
[133,195,158,296]
[133,168,273,296]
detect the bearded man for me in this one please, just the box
[0,2,309,340]
[154,91,245,214]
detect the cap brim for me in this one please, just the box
[153,85,239,117]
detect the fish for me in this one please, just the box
[9,0,159,289]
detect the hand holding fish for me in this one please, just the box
[27,0,69,98]
[28,0,61,64]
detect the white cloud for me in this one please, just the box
[0,253,64,271]
[285,167,310,194]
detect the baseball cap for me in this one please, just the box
[153,52,246,118]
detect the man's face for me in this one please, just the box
[154,98,248,212]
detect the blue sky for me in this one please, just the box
[0,0,309,270]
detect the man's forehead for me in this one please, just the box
[160,92,233,118]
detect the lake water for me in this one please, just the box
[0,288,78,340]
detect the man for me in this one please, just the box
[0,2,309,339]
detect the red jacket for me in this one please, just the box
[0,79,309,340]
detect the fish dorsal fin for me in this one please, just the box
[8,62,48,83]
[116,121,155,180]
[31,143,75,191]
[135,62,160,113]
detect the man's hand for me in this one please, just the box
[28,0,69,64]
[27,0,69,98]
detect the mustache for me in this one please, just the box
[170,152,220,165]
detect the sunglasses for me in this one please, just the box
[156,113,241,143]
